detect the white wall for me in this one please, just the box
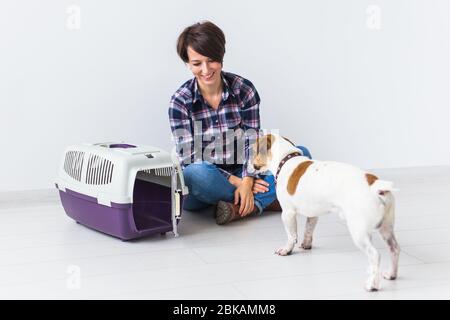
[1,0,449,191]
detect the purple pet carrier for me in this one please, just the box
[55,142,188,240]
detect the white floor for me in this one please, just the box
[1,166,450,300]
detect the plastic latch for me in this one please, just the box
[97,195,111,207]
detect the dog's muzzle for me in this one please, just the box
[253,164,262,170]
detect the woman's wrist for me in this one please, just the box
[228,175,242,188]
[241,176,254,189]
[242,176,254,184]
[228,176,254,189]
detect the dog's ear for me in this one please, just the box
[266,134,275,150]
[258,133,275,153]
[256,134,275,154]
[282,136,295,146]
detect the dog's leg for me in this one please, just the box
[300,216,318,250]
[275,209,298,256]
[378,192,400,280]
[348,225,381,291]
[378,225,400,280]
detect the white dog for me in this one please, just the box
[250,134,400,291]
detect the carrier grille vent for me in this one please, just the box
[86,154,114,185]
[141,166,174,176]
[63,151,85,181]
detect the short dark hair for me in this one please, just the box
[176,21,226,64]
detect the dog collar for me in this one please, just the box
[275,152,302,184]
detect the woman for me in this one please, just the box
[168,21,311,225]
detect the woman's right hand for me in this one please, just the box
[235,177,255,216]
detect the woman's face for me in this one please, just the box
[187,46,222,89]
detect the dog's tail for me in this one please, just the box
[370,179,397,203]
[371,179,396,195]
[371,179,397,227]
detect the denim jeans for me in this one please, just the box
[182,145,312,213]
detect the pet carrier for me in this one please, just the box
[55,142,188,240]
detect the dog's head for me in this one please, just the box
[250,134,276,173]
[250,134,298,174]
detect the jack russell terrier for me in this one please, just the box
[250,134,400,291]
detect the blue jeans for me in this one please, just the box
[182,145,312,213]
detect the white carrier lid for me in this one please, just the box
[56,142,188,206]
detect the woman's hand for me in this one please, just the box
[252,179,269,194]
[234,177,255,216]
[228,176,269,194]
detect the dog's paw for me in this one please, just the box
[275,247,291,256]
[382,271,397,280]
[365,278,381,292]
[300,242,312,250]
[365,284,380,292]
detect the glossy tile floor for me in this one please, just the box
[1,166,449,299]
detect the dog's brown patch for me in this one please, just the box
[287,161,313,195]
[366,173,378,186]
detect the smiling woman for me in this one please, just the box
[176,21,226,108]
[168,21,312,225]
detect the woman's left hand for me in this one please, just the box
[252,179,269,194]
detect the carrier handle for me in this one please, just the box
[171,150,188,195]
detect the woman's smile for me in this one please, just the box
[202,72,215,81]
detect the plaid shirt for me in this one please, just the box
[168,71,261,178]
